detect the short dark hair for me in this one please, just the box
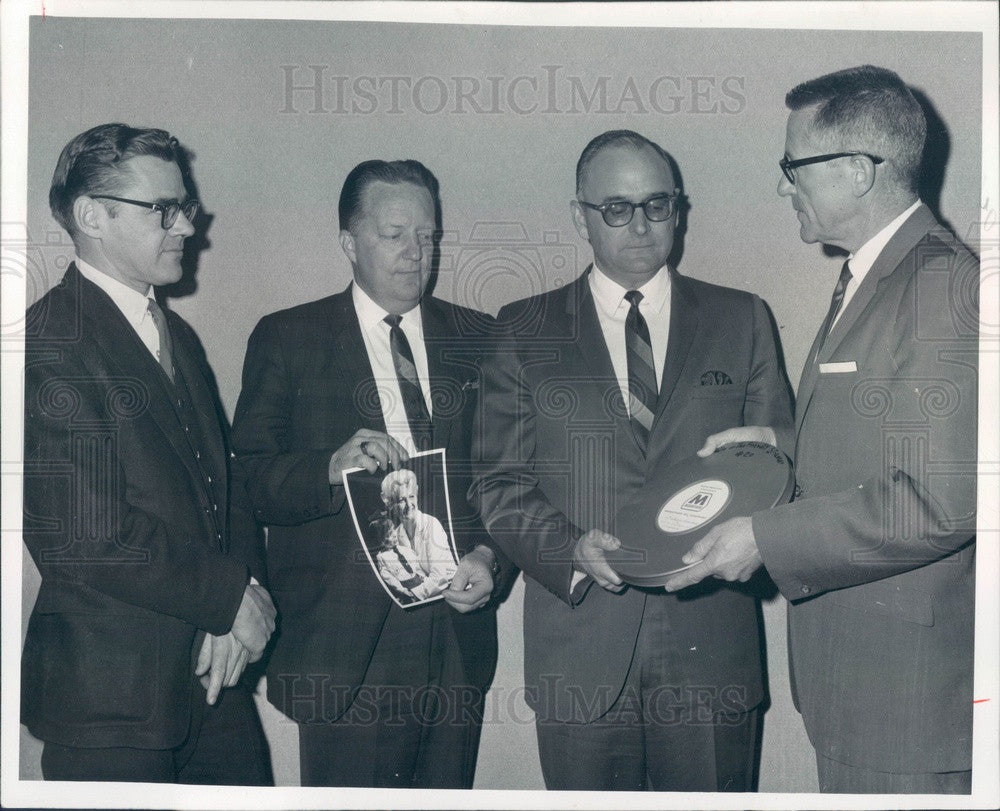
[575,130,675,196]
[49,123,185,237]
[338,159,440,231]
[785,65,926,193]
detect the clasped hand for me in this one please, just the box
[196,583,276,704]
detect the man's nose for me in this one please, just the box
[629,206,650,235]
[171,210,196,237]
[404,235,423,260]
[777,174,794,197]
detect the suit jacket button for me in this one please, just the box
[801,586,811,595]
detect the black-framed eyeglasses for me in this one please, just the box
[91,195,200,229]
[578,192,679,227]
[779,152,884,184]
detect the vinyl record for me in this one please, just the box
[605,442,795,587]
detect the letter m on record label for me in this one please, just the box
[683,492,711,512]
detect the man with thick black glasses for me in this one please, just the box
[21,123,274,783]
[665,66,978,794]
[472,129,792,791]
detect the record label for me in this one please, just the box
[656,479,732,533]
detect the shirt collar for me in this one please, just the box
[75,255,154,329]
[849,200,921,280]
[589,262,672,315]
[351,282,423,336]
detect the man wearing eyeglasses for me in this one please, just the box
[664,66,978,794]
[471,129,793,791]
[21,123,274,783]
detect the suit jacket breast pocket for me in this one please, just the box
[685,388,747,435]
[813,369,862,390]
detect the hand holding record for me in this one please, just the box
[573,530,626,593]
[662,516,763,591]
[696,425,777,458]
[605,440,793,588]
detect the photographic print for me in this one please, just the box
[1,0,996,808]
[343,448,459,607]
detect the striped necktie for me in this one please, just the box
[624,290,657,452]
[817,260,853,355]
[384,314,433,450]
[146,299,174,383]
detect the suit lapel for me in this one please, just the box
[794,204,937,436]
[420,298,458,449]
[168,315,225,480]
[75,268,200,474]
[653,272,699,427]
[328,285,385,433]
[564,269,637,448]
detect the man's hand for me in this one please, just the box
[328,430,410,481]
[663,516,763,592]
[697,426,777,457]
[573,530,626,593]
[442,545,494,613]
[195,633,250,705]
[230,583,276,662]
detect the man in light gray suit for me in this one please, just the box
[666,65,978,795]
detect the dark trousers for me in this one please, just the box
[536,593,761,791]
[40,681,272,785]
[816,752,971,794]
[298,601,484,788]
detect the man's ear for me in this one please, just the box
[570,200,590,242]
[849,155,878,197]
[339,229,357,265]
[72,196,104,239]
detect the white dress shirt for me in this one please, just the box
[76,256,161,362]
[834,200,921,328]
[352,283,433,455]
[588,263,672,415]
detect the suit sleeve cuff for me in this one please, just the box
[205,560,251,636]
[752,506,817,601]
[569,570,594,605]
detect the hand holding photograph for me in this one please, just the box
[343,448,459,608]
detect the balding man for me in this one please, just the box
[472,130,793,791]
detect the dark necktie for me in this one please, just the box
[394,545,415,575]
[624,290,657,452]
[146,299,174,383]
[384,314,433,450]
[817,260,853,354]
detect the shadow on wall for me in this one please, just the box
[160,144,211,303]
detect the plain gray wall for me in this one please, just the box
[20,16,982,793]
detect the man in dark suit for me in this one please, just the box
[665,66,978,794]
[22,123,275,783]
[470,130,793,791]
[231,159,510,788]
